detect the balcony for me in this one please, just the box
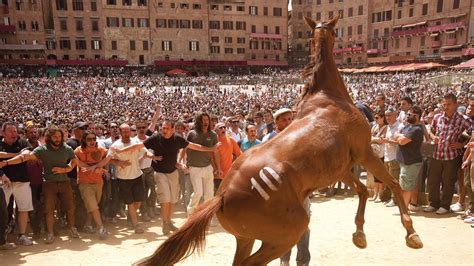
[391,27,427,37]
[0,44,46,50]
[427,21,465,33]
[367,48,388,55]
[445,39,457,46]
[0,25,16,33]
[431,40,441,48]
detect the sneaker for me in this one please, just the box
[141,213,151,222]
[45,234,55,244]
[134,224,144,234]
[385,199,397,207]
[83,225,96,234]
[423,206,437,212]
[69,227,80,238]
[408,203,421,212]
[98,227,108,240]
[16,235,33,246]
[463,216,474,224]
[0,242,17,250]
[436,207,449,215]
[450,202,465,212]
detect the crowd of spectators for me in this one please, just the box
[0,65,473,250]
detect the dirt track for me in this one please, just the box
[1,194,472,265]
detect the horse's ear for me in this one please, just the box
[304,16,316,29]
[327,14,340,28]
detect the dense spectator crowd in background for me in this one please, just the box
[0,65,473,252]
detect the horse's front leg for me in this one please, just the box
[342,170,368,249]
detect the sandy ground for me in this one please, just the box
[1,193,473,266]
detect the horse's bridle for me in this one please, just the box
[314,23,329,30]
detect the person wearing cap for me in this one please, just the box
[67,121,88,232]
[214,122,241,191]
[379,106,404,207]
[262,108,293,142]
[0,122,33,246]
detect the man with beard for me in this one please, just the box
[394,106,424,211]
[0,126,85,244]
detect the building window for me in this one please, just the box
[107,0,116,5]
[210,46,220,54]
[92,20,99,31]
[210,4,218,10]
[72,0,83,11]
[338,10,343,19]
[76,39,87,49]
[138,0,147,6]
[60,19,67,31]
[223,21,233,30]
[193,4,201,9]
[453,0,460,9]
[225,37,232,43]
[436,0,443,12]
[111,40,117,50]
[170,3,175,8]
[143,40,148,50]
[251,25,256,33]
[264,7,268,16]
[274,41,282,50]
[46,40,56,49]
[347,26,352,36]
[209,21,220,30]
[249,6,258,15]
[122,18,134,27]
[15,0,24,10]
[106,17,119,27]
[56,0,68,10]
[250,40,258,49]
[180,20,190,28]
[237,6,244,12]
[91,40,101,50]
[224,5,231,11]
[407,37,411,48]
[138,19,149,28]
[348,7,353,17]
[237,48,245,54]
[273,7,282,16]
[162,41,172,51]
[395,39,400,48]
[60,39,71,49]
[422,3,428,15]
[236,21,246,30]
[275,26,280,34]
[358,5,363,15]
[180,3,188,9]
[420,36,425,46]
[31,21,39,31]
[357,25,363,35]
[91,0,97,11]
[263,26,268,34]
[76,20,83,31]
[237,37,245,44]
[130,40,135,50]
[409,8,413,17]
[168,19,178,28]
[316,12,321,21]
[397,10,402,19]
[192,20,202,29]
[139,55,145,64]
[189,41,199,51]
[156,19,166,28]
[211,36,219,43]
[225,48,233,54]
[123,0,131,6]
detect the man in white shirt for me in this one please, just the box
[109,124,148,234]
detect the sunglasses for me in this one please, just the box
[137,126,147,129]
[219,126,226,130]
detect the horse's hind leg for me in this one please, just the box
[241,241,296,266]
[342,172,369,249]
[232,237,255,266]
[360,151,423,249]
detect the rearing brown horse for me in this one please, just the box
[135,16,423,266]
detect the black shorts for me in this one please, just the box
[117,176,145,204]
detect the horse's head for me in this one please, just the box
[300,15,340,93]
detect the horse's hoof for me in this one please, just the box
[352,231,367,249]
[406,233,423,249]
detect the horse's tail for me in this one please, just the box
[134,196,222,266]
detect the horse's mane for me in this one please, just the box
[300,34,326,99]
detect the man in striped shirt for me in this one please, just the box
[425,93,471,215]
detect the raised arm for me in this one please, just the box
[148,104,161,133]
